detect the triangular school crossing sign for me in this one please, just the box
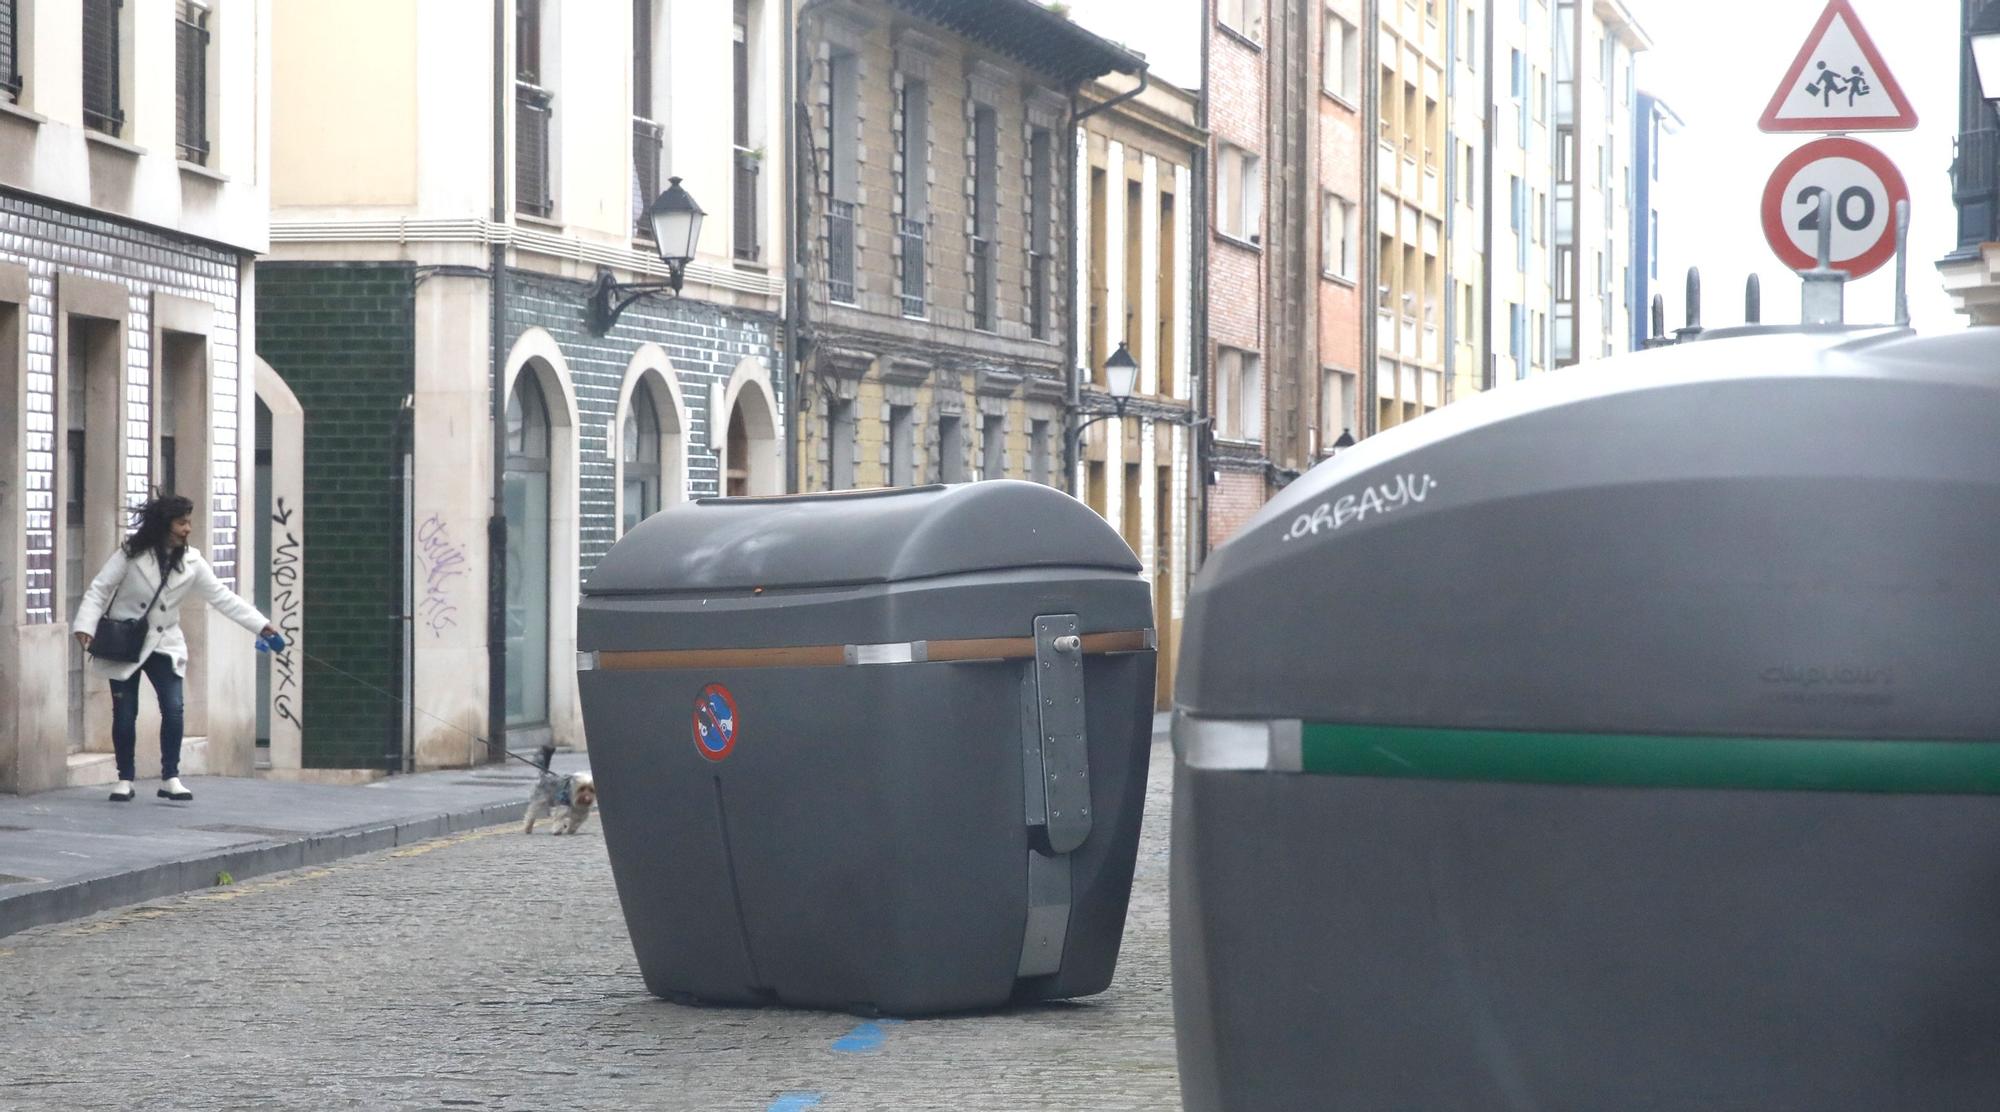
[1758,0,1917,133]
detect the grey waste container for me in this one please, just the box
[1171,327,2000,1111]
[578,480,1156,1016]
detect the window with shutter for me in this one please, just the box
[632,0,663,236]
[515,0,553,217]
[732,0,759,261]
[82,0,124,135]
[1,0,21,103]
[175,1,211,164]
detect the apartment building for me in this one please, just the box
[1371,0,1449,431]
[793,0,1140,500]
[1483,0,1559,383]
[1076,70,1202,707]
[1444,0,1487,400]
[258,0,787,771]
[2,0,274,793]
[1553,0,1647,365]
[1318,0,1367,454]
[1632,89,1682,346]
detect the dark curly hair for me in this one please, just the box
[123,493,195,573]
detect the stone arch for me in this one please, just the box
[252,358,306,774]
[611,344,691,534]
[717,355,781,496]
[500,328,582,747]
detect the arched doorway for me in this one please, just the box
[719,357,780,497]
[504,371,552,729]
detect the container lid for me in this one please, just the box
[585,480,1142,594]
[1177,327,2000,738]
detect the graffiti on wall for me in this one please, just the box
[270,497,305,730]
[416,514,467,638]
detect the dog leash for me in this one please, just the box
[292,646,552,774]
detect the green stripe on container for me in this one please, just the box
[1299,723,2000,794]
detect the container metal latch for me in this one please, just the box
[1018,614,1091,979]
[1028,614,1091,855]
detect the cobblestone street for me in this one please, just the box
[2,741,1178,1111]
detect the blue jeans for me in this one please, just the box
[109,652,184,782]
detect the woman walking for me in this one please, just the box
[71,494,280,803]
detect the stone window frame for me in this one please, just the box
[893,30,942,321]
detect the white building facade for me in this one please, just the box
[1,0,277,793]
[260,0,785,772]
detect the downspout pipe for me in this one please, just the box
[1480,0,1494,390]
[487,0,508,764]
[1064,66,1148,496]
[1360,0,1379,435]
[782,0,798,492]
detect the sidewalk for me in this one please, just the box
[0,751,590,940]
[2,714,1174,941]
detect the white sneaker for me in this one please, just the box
[108,780,134,802]
[158,776,193,801]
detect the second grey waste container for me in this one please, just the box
[577,481,1156,1016]
[1172,327,2000,1110]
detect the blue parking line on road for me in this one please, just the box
[830,1018,905,1053]
[767,1092,823,1111]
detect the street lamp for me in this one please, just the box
[587,177,705,334]
[1064,341,1198,494]
[1972,3,2000,100]
[1330,428,1356,452]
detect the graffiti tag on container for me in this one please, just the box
[1283,473,1439,542]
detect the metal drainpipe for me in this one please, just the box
[1193,15,1211,567]
[1480,0,1494,390]
[487,0,508,765]
[782,0,798,492]
[1065,68,1150,496]
[1360,0,1379,435]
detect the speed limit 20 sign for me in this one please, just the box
[1760,136,1909,279]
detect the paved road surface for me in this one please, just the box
[3,741,1179,1111]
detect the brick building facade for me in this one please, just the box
[793,0,1141,496]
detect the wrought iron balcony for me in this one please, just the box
[1029,250,1049,339]
[827,200,856,304]
[899,218,925,318]
[734,146,761,262]
[971,235,994,332]
[516,82,554,218]
[631,118,664,238]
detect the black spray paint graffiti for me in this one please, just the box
[270,498,305,730]
[417,514,467,638]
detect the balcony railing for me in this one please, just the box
[827,199,856,303]
[971,235,994,332]
[899,218,925,318]
[631,117,663,238]
[82,0,123,134]
[1028,250,1049,339]
[0,0,19,103]
[174,1,209,163]
[516,82,554,218]
[734,146,761,262]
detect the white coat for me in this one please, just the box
[70,545,270,683]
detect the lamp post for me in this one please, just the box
[587,177,705,333]
[1064,342,1139,495]
[1950,2,2000,262]
[1064,340,1205,498]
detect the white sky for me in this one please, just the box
[1061,0,1967,332]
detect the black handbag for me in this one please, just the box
[88,557,169,664]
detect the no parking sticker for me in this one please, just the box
[692,683,739,762]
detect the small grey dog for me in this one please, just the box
[523,743,597,835]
